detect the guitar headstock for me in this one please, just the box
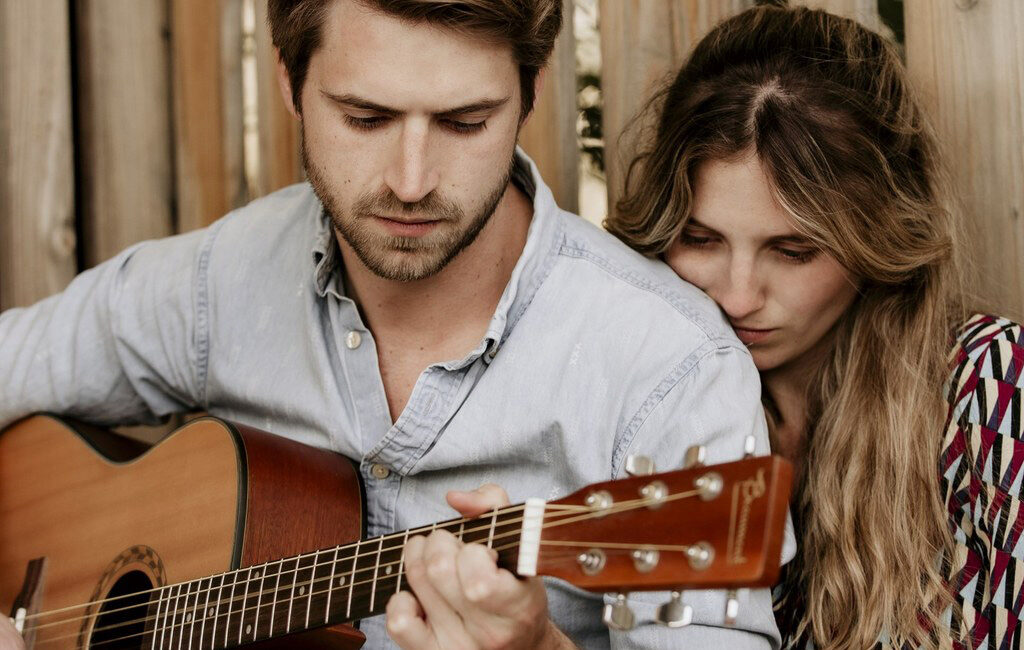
[514,444,791,628]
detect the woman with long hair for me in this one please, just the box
[607,3,1020,648]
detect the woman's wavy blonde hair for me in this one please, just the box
[606,4,969,648]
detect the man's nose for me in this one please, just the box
[716,260,765,321]
[383,122,439,204]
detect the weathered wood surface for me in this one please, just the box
[172,0,244,232]
[599,0,755,219]
[75,0,175,266]
[253,0,303,197]
[519,0,579,213]
[0,1,77,310]
[906,0,1024,319]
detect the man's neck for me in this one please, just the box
[339,182,534,359]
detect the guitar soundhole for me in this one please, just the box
[88,570,153,650]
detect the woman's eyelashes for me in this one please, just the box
[679,229,818,264]
[343,114,486,134]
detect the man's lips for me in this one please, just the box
[372,215,441,236]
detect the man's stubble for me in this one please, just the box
[302,130,513,282]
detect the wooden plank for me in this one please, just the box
[0,1,77,310]
[220,0,249,212]
[75,0,175,266]
[599,0,753,220]
[171,0,236,232]
[802,0,883,33]
[519,0,579,213]
[252,0,303,198]
[906,0,1024,319]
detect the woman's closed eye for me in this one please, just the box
[775,246,817,263]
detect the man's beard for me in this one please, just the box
[303,136,513,282]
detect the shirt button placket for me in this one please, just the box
[370,463,390,479]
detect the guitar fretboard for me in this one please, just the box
[144,510,523,649]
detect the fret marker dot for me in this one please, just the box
[185,613,192,622]
[207,608,213,617]
[338,576,346,587]
[245,624,252,635]
[299,586,306,595]
[385,566,393,575]
[254,571,260,579]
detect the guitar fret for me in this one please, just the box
[186,578,204,650]
[268,559,284,639]
[346,539,360,620]
[151,586,166,650]
[306,551,319,629]
[396,530,410,593]
[179,580,195,650]
[199,575,220,649]
[236,568,250,645]
[487,509,498,548]
[254,564,270,641]
[325,547,340,624]
[223,569,239,648]
[214,569,232,648]
[369,537,384,612]
[170,582,186,650]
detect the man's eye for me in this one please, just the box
[442,119,486,134]
[344,115,389,131]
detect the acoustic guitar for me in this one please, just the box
[0,414,791,649]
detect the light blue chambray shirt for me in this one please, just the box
[0,151,793,648]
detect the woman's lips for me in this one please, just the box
[733,327,775,345]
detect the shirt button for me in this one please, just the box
[370,463,390,479]
[345,330,362,349]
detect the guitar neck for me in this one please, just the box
[147,510,524,648]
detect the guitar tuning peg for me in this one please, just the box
[625,454,655,476]
[656,591,692,628]
[724,589,739,626]
[682,445,706,469]
[743,434,757,458]
[602,593,636,631]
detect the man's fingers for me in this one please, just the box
[446,483,510,517]
[401,534,466,633]
[386,591,429,648]
[457,542,521,611]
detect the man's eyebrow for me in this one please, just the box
[320,91,510,116]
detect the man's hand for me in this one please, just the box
[385,484,576,650]
[0,616,25,650]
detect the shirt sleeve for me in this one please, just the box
[606,340,796,650]
[942,314,1024,646]
[0,228,211,430]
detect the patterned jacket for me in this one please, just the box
[778,313,1024,648]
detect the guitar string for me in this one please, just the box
[28,488,705,647]
[35,514,701,650]
[18,501,579,622]
[24,491,679,638]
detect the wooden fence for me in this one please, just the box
[2,0,1022,318]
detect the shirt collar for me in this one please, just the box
[310,147,564,364]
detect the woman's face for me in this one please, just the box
[665,153,859,374]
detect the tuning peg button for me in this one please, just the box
[724,589,739,626]
[602,593,636,631]
[625,455,656,476]
[743,434,757,458]
[656,591,692,628]
[683,445,706,469]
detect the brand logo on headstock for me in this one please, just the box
[727,469,766,564]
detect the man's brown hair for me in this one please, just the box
[267,0,562,119]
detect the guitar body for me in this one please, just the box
[0,414,367,649]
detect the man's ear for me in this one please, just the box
[520,67,547,128]
[276,50,301,120]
